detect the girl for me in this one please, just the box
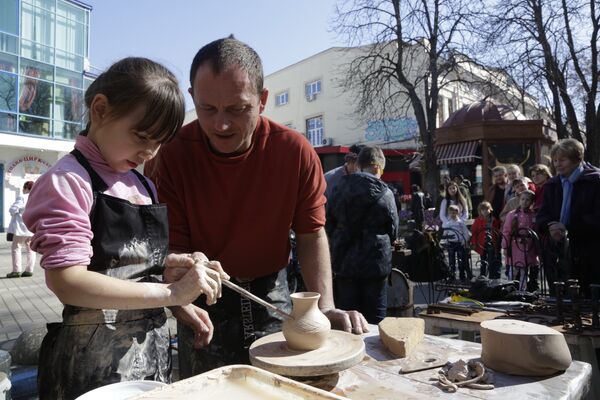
[23,58,228,400]
[442,204,472,282]
[470,201,501,278]
[439,181,468,224]
[6,180,35,278]
[502,190,538,291]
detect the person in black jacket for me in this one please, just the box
[326,146,399,323]
[410,184,425,229]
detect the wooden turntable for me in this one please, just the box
[249,330,365,377]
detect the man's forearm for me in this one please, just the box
[295,227,335,310]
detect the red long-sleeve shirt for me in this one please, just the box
[147,117,326,278]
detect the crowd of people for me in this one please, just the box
[432,141,600,299]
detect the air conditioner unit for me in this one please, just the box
[306,93,316,102]
[322,137,333,146]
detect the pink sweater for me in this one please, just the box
[23,135,157,269]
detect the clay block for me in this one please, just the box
[378,317,424,358]
[480,319,572,376]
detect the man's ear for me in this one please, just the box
[89,94,110,125]
[258,88,269,114]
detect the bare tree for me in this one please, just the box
[477,0,599,164]
[332,0,482,195]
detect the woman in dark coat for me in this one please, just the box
[536,139,600,298]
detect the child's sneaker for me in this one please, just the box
[6,272,21,278]
[21,271,33,277]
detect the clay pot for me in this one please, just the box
[282,292,331,351]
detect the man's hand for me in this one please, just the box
[170,304,214,348]
[548,221,567,242]
[322,308,369,334]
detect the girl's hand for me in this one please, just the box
[170,304,214,348]
[168,260,221,306]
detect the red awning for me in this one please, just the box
[435,141,480,165]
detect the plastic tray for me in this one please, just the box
[132,364,348,399]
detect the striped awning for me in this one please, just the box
[435,141,480,165]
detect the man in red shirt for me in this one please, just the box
[147,36,368,377]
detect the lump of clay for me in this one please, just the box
[378,317,424,358]
[480,319,572,376]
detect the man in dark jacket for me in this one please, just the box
[326,146,399,323]
[536,139,600,298]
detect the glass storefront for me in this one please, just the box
[0,0,90,140]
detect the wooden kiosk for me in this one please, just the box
[434,101,557,198]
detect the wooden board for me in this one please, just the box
[131,365,348,399]
[249,330,365,377]
[420,310,506,324]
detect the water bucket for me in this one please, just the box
[0,372,11,400]
[75,380,167,400]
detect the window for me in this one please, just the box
[0,0,19,35]
[0,70,18,112]
[275,91,288,106]
[305,79,321,101]
[306,116,323,146]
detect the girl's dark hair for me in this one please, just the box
[85,57,185,143]
[23,181,34,191]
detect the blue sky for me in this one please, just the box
[85,0,344,110]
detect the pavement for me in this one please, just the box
[0,233,61,350]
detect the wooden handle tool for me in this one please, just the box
[222,279,293,320]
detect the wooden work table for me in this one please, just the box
[420,310,598,399]
[302,326,592,399]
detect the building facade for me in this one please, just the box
[0,0,92,229]
[261,45,546,194]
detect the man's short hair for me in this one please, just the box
[550,138,584,164]
[357,146,386,170]
[344,144,365,163]
[189,35,264,95]
[492,166,507,175]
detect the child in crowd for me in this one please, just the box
[499,177,528,222]
[439,182,469,224]
[470,201,501,278]
[502,190,539,291]
[442,204,472,282]
[23,57,228,399]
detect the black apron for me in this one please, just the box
[38,149,171,400]
[177,269,292,378]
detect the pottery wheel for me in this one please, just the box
[249,330,365,377]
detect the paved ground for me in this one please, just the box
[0,234,60,348]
